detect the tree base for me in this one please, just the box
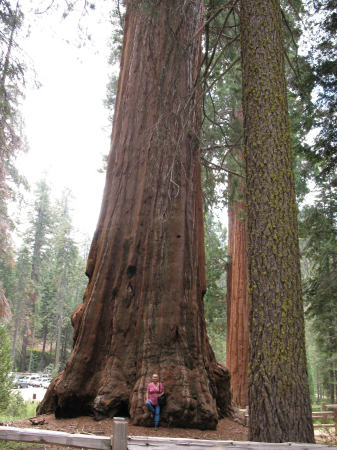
[37,363,231,430]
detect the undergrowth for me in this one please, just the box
[0,395,42,449]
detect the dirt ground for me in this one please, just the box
[6,413,247,448]
[10,413,247,440]
[6,413,337,448]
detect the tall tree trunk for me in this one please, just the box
[226,171,249,408]
[38,0,231,429]
[55,274,66,369]
[240,0,314,443]
[28,321,36,372]
[19,319,29,372]
[11,315,20,363]
[42,327,47,354]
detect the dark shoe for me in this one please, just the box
[154,426,158,431]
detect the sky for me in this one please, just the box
[15,3,114,243]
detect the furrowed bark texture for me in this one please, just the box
[37,0,231,429]
[240,0,314,443]
[226,172,249,408]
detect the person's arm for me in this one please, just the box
[145,384,149,402]
[158,383,164,397]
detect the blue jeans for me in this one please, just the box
[146,400,160,427]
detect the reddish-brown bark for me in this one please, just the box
[226,173,249,408]
[0,286,11,322]
[37,0,231,429]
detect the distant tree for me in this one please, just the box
[0,282,11,322]
[308,0,337,180]
[10,245,32,370]
[51,191,83,370]
[226,168,248,409]
[0,0,25,260]
[0,325,13,412]
[300,179,337,403]
[203,213,227,363]
[240,0,314,442]
[14,181,52,371]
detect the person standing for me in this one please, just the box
[145,373,164,430]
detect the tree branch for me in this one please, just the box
[201,157,245,178]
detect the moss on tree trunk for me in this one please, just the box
[240,0,314,443]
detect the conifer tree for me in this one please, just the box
[240,0,314,442]
[38,0,231,428]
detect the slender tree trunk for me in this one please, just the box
[226,171,249,408]
[38,0,231,428]
[61,327,69,366]
[28,322,36,372]
[19,320,29,372]
[55,274,66,369]
[0,1,18,92]
[240,0,314,443]
[11,316,20,363]
[42,327,47,353]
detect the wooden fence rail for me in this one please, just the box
[0,417,335,450]
[240,404,337,434]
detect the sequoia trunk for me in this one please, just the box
[37,0,231,429]
[240,0,314,443]
[226,172,249,408]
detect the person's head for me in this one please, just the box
[152,373,159,383]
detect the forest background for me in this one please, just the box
[0,0,336,413]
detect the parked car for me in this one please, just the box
[30,377,43,387]
[41,379,50,388]
[27,375,42,387]
[16,378,29,388]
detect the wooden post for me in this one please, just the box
[331,406,337,436]
[245,406,249,427]
[111,417,127,450]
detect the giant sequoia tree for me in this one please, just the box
[240,0,314,443]
[38,0,231,429]
[226,169,249,409]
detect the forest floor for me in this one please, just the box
[10,413,247,439]
[7,413,337,448]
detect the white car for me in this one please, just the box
[41,379,50,388]
[27,376,41,387]
[30,378,43,387]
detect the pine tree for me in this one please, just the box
[0,0,25,260]
[240,0,314,442]
[203,213,227,363]
[0,326,13,412]
[300,179,337,403]
[308,0,337,179]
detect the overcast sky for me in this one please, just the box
[16,3,114,242]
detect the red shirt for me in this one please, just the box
[147,382,164,406]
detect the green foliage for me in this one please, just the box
[1,180,87,373]
[104,3,125,120]
[0,394,40,448]
[201,0,241,210]
[300,179,337,401]
[0,326,13,412]
[203,213,227,362]
[14,349,53,374]
[0,0,26,261]
[307,0,337,180]
[0,395,38,422]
